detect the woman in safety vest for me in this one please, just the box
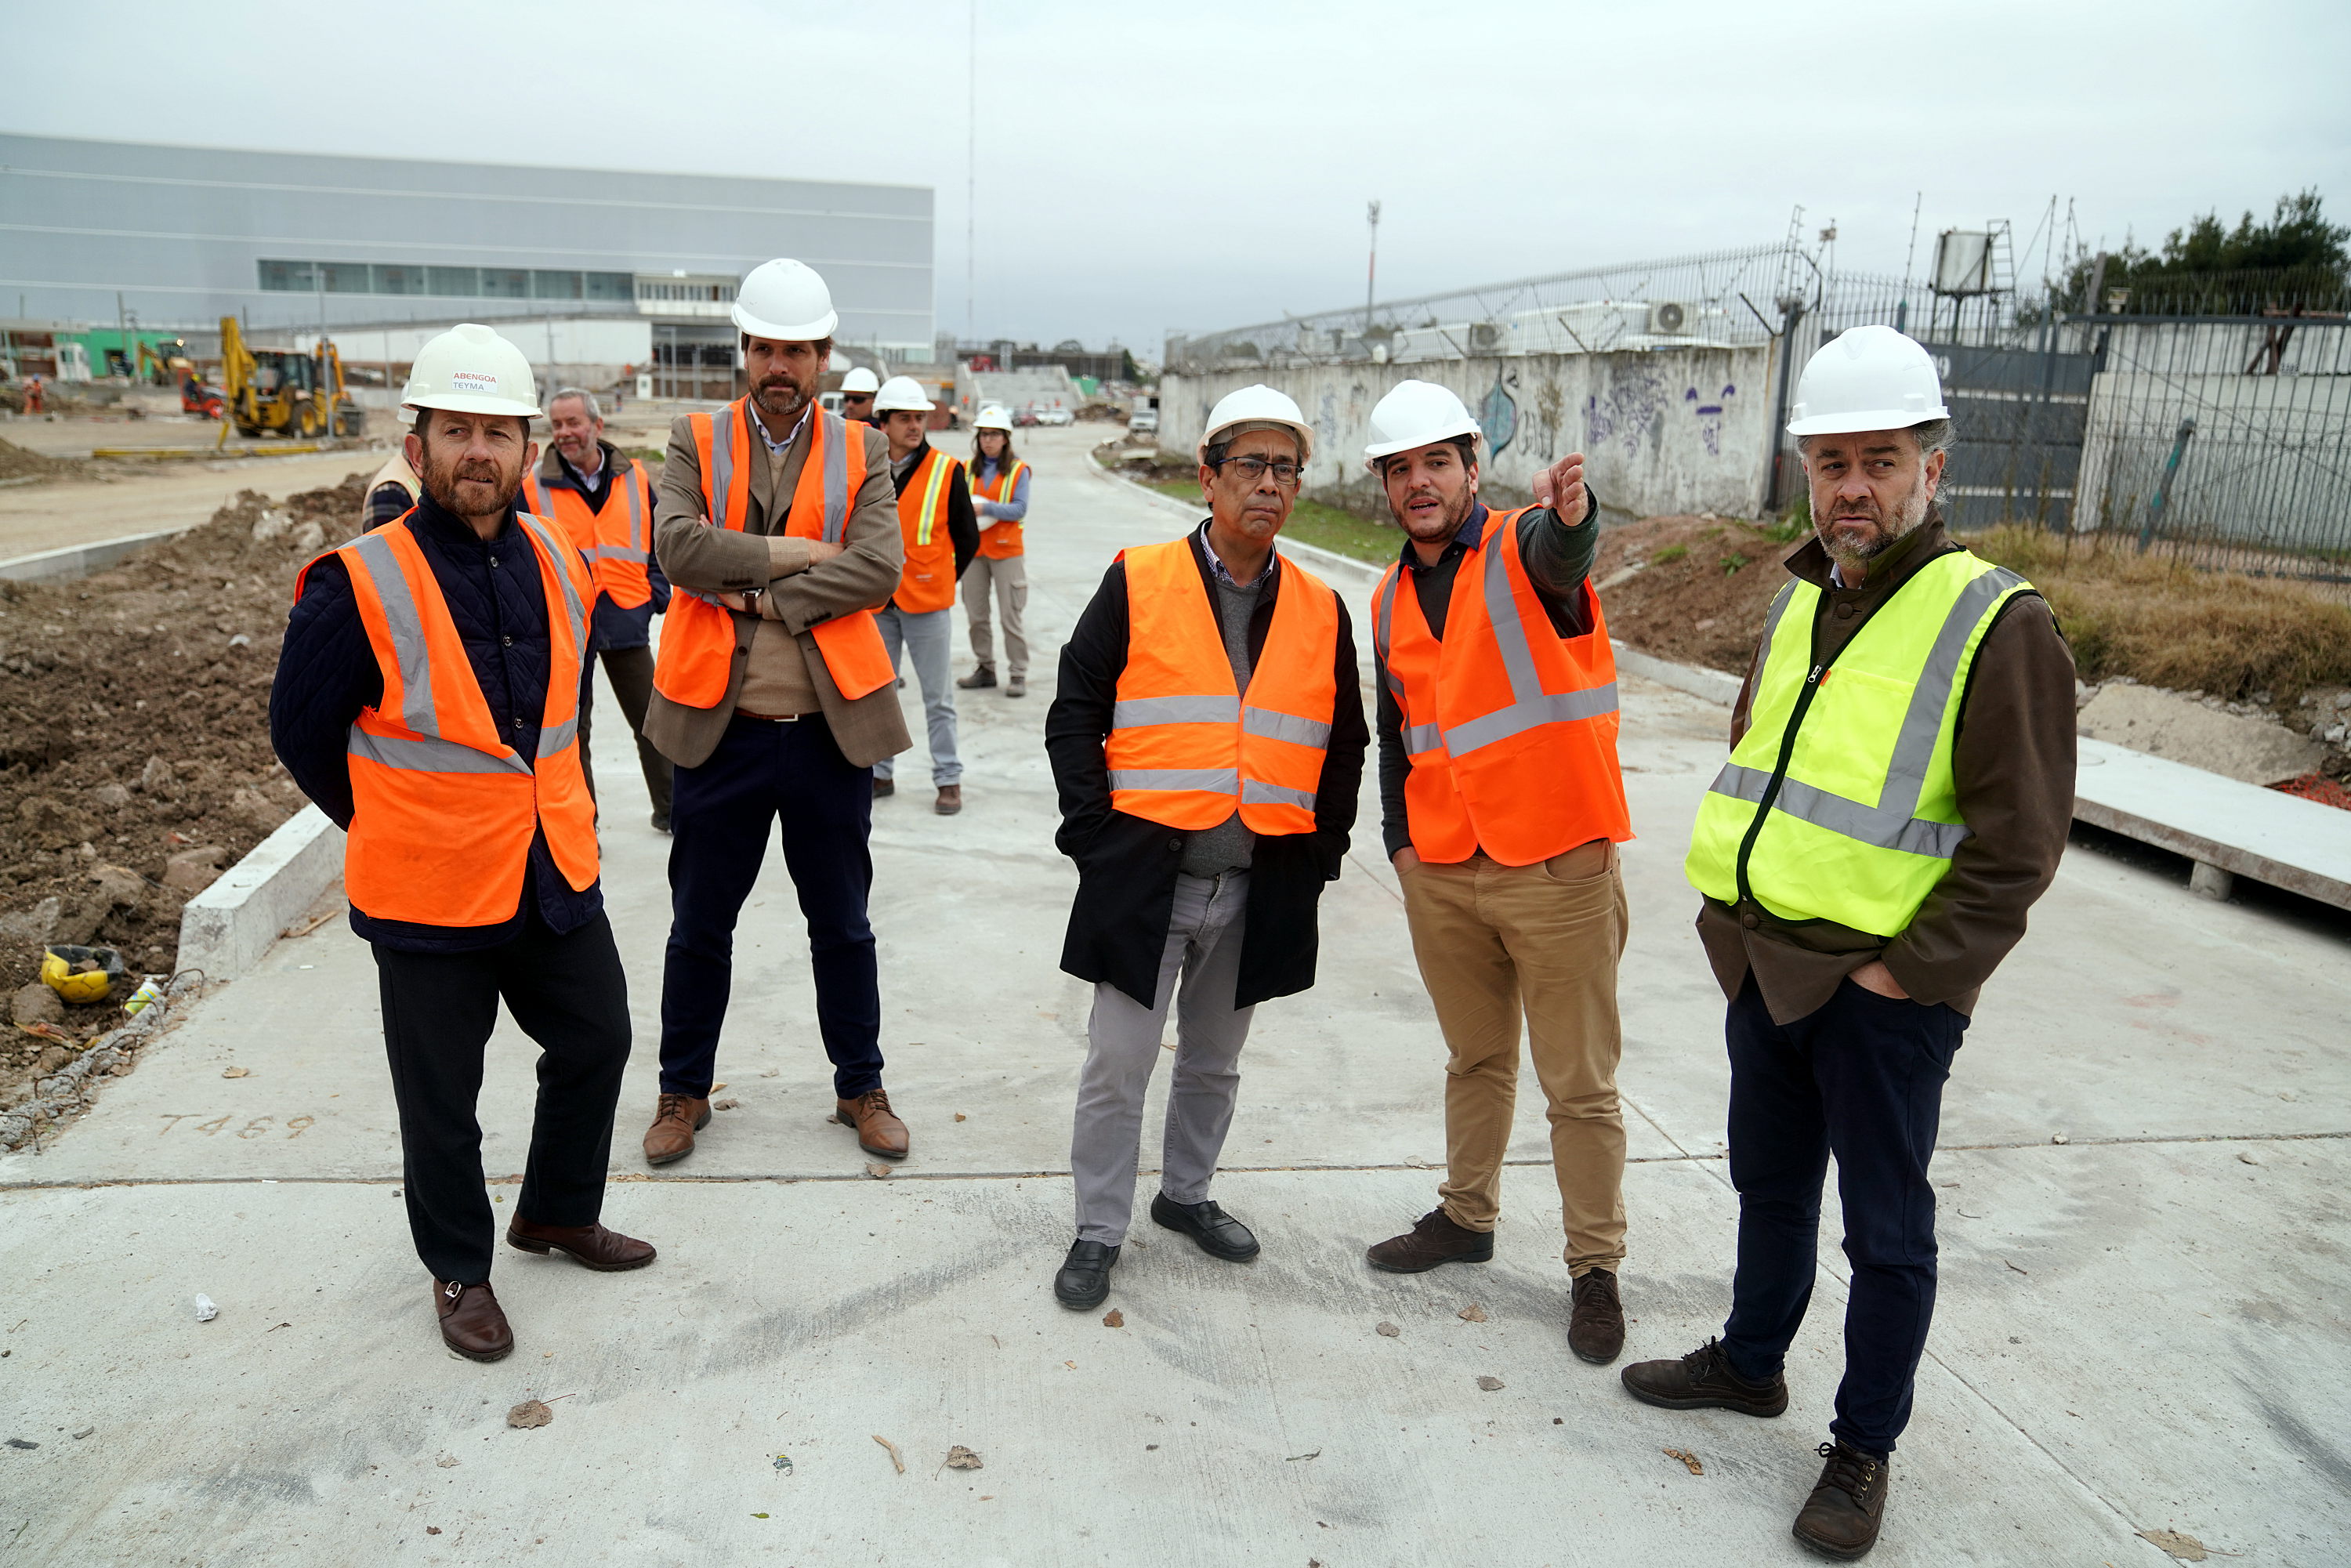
[958,405,1033,697]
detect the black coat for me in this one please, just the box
[1045,529,1368,1009]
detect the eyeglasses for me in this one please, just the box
[1212,456,1305,487]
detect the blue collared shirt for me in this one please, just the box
[1195,519,1274,588]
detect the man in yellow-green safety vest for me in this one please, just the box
[1620,325,2078,1562]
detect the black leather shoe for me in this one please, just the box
[1366,1207,1494,1273]
[1793,1440,1890,1559]
[1150,1193,1259,1261]
[1054,1239,1120,1309]
[1621,1336,1789,1417]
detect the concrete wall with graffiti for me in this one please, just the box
[1159,344,1780,519]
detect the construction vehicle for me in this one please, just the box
[136,339,225,418]
[217,316,365,440]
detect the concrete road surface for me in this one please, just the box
[3,426,2346,1566]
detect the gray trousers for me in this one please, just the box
[1070,871,1255,1245]
[578,643,674,822]
[960,554,1028,678]
[872,605,960,786]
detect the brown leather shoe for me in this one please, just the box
[1621,1336,1790,1417]
[506,1217,657,1272]
[872,776,895,798]
[835,1087,909,1159]
[643,1093,710,1167]
[934,785,962,816]
[433,1277,513,1362]
[1569,1267,1625,1364]
[1366,1207,1494,1273]
[1792,1440,1890,1559]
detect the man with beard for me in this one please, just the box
[1624,326,2074,1560]
[270,324,654,1363]
[523,388,674,831]
[836,365,879,423]
[1358,381,1636,1369]
[638,259,914,1169]
[1045,384,1367,1309]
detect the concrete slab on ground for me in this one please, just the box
[2,429,2345,1566]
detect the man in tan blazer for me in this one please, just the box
[639,258,915,1169]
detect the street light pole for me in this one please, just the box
[1365,200,1381,334]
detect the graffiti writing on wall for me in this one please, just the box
[1686,382,1737,457]
[1585,366,1672,457]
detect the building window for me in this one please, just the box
[426,266,479,296]
[480,269,530,299]
[257,259,314,292]
[257,258,639,302]
[531,270,583,300]
[585,271,632,302]
[374,264,428,295]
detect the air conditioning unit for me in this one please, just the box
[1648,301,1693,335]
[1468,320,1505,352]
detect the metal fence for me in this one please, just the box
[1169,244,2351,578]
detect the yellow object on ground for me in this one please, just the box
[42,946,123,1005]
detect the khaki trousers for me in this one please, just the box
[960,554,1028,678]
[1400,842,1629,1274]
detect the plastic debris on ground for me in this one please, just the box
[192,1294,219,1322]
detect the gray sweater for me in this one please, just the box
[1179,554,1268,878]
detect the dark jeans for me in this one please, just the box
[1720,974,1966,1457]
[657,714,882,1100]
[580,643,675,824]
[372,910,632,1284]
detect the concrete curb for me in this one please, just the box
[176,806,345,985]
[0,528,187,584]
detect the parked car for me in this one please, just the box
[1035,405,1074,426]
[1013,406,1041,427]
[1127,407,1159,433]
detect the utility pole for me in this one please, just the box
[115,291,128,382]
[965,0,977,342]
[1364,200,1381,333]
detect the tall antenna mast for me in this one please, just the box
[1365,200,1381,331]
[965,0,976,340]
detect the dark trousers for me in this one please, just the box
[372,911,632,1284]
[579,643,674,823]
[657,714,882,1100]
[1720,974,1966,1457]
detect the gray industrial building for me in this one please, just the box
[0,134,934,395]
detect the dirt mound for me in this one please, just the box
[1594,513,1793,676]
[0,437,86,484]
[0,469,371,1108]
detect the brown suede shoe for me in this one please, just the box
[433,1277,513,1362]
[1569,1267,1625,1364]
[1365,1207,1494,1273]
[643,1093,710,1167]
[934,784,962,816]
[1621,1336,1790,1417]
[1793,1440,1890,1559]
[506,1217,657,1272]
[835,1087,909,1159]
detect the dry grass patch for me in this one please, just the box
[1967,527,2351,703]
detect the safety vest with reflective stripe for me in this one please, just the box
[297,509,600,929]
[1683,549,2036,937]
[893,447,965,614]
[973,458,1029,559]
[1106,538,1339,835]
[653,400,897,707]
[1371,506,1631,866]
[523,458,657,610]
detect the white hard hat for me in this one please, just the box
[1363,379,1480,465]
[873,375,934,414]
[1786,325,1950,436]
[401,323,541,418]
[732,258,839,342]
[974,404,1013,431]
[1197,383,1314,463]
[839,366,881,394]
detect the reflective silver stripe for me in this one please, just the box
[1113,694,1240,728]
[349,725,530,777]
[1241,779,1317,809]
[516,513,590,664]
[1243,707,1331,748]
[1108,768,1239,793]
[1707,762,1972,858]
[1371,568,1413,712]
[1442,681,1620,756]
[537,715,578,759]
[707,405,736,528]
[820,411,849,542]
[586,546,653,564]
[1404,721,1443,752]
[625,462,647,551]
[1880,566,2027,818]
[344,529,439,739]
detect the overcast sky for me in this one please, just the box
[12,0,2348,353]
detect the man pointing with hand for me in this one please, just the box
[1360,381,1636,1368]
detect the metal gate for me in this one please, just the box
[1920,339,2094,532]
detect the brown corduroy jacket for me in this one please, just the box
[643,404,910,770]
[1695,509,2078,1022]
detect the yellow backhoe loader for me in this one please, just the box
[217,316,366,441]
